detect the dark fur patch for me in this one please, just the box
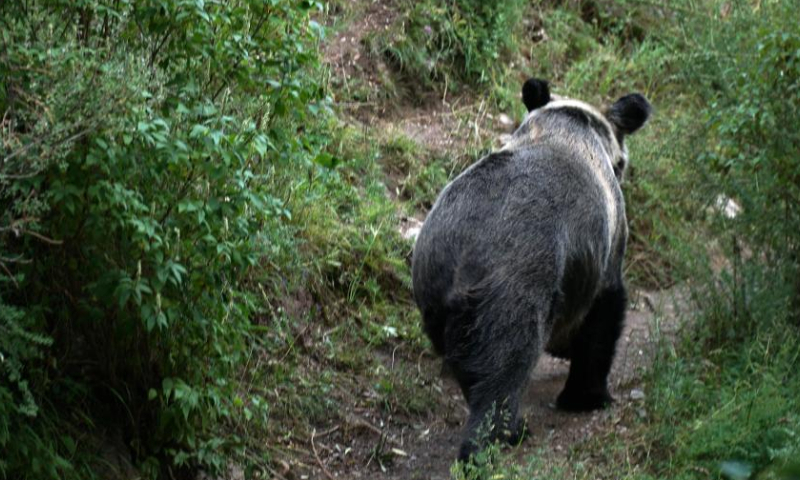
[607,93,652,135]
[556,285,627,411]
[522,78,551,112]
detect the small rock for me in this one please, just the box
[630,388,645,400]
[497,113,514,128]
[391,448,408,457]
[403,226,421,241]
[399,217,424,242]
[714,193,742,219]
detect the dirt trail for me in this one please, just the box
[297,290,684,480]
[297,5,687,479]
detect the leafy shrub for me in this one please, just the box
[693,1,800,284]
[1,0,327,477]
[645,0,800,477]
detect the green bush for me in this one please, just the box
[646,0,800,477]
[693,1,800,282]
[1,0,326,477]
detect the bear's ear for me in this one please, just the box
[522,78,551,112]
[606,93,652,135]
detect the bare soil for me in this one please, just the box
[284,289,684,480]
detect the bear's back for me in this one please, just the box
[412,143,618,324]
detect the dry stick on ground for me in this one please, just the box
[390,343,401,370]
[311,429,335,480]
[262,464,288,480]
[344,413,401,444]
[388,98,480,126]
[315,425,341,438]
[278,322,312,363]
[263,445,319,478]
[416,349,428,377]
[264,444,316,465]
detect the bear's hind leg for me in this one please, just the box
[456,356,533,462]
[557,284,627,411]
[445,288,544,461]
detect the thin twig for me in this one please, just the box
[23,229,63,245]
[416,349,427,376]
[391,343,400,370]
[262,464,288,480]
[264,465,286,480]
[314,425,340,438]
[0,261,20,288]
[310,429,335,480]
[278,322,312,363]
[0,255,31,264]
[2,125,94,164]
[0,169,44,180]
[148,25,173,68]
[345,414,400,445]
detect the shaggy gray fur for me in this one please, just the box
[411,79,651,461]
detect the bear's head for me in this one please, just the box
[518,78,652,180]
